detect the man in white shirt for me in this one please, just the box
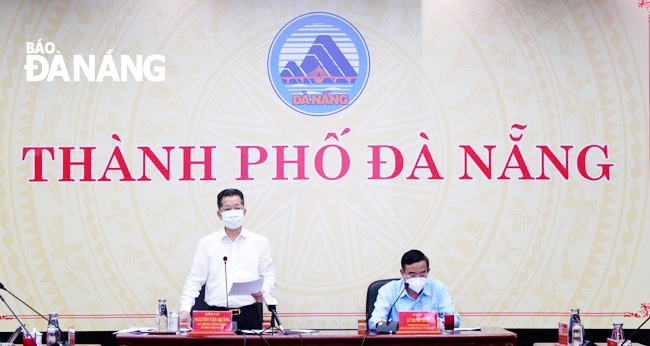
[179,188,277,330]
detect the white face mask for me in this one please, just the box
[221,209,244,230]
[406,277,427,294]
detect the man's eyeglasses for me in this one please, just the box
[405,272,428,279]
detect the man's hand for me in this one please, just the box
[251,290,265,303]
[179,310,191,329]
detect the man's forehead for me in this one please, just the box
[222,196,243,204]
[404,261,428,271]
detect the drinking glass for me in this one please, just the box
[443,313,455,334]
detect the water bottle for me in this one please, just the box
[571,321,584,346]
[611,323,625,344]
[155,299,168,332]
[568,308,582,345]
[46,313,61,346]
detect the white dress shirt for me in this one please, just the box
[180,228,276,311]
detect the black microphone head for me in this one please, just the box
[223,256,228,262]
[0,282,5,290]
[404,282,409,288]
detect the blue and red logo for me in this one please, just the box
[268,12,370,116]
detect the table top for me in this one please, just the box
[116,327,517,346]
[533,343,645,346]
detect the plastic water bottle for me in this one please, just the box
[46,313,61,346]
[611,323,624,344]
[155,299,168,332]
[568,308,582,345]
[572,322,584,346]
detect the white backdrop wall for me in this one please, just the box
[1,0,649,332]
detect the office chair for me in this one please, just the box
[365,278,399,329]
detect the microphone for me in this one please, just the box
[0,282,67,346]
[0,294,34,342]
[222,257,238,332]
[0,282,48,320]
[620,313,650,346]
[223,257,229,310]
[264,296,286,334]
[375,282,409,334]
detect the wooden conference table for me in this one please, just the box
[115,327,517,346]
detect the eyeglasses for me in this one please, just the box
[405,272,428,279]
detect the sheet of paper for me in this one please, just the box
[454,327,481,331]
[229,276,264,295]
[113,327,156,334]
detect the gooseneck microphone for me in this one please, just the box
[222,257,238,332]
[0,282,67,345]
[0,282,48,320]
[264,296,286,334]
[375,282,409,334]
[0,293,34,341]
[621,313,650,346]
[223,257,229,310]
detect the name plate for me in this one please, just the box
[397,310,440,334]
[189,310,234,335]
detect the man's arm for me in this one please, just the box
[436,282,461,328]
[179,240,209,327]
[368,283,394,330]
[258,238,277,297]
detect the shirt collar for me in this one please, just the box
[219,228,247,242]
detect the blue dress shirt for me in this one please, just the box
[368,278,461,330]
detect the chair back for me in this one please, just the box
[365,278,399,322]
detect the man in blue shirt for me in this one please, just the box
[368,249,461,331]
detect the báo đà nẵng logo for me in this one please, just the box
[23,39,165,82]
[267,12,370,116]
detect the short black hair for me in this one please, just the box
[401,249,429,270]
[217,188,245,209]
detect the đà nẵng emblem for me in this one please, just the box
[267,12,370,116]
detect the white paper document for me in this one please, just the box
[454,327,481,331]
[229,276,264,295]
[113,327,155,334]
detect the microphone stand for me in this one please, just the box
[268,308,277,333]
[0,294,34,341]
[621,314,650,346]
[0,283,48,321]
[0,283,68,346]
[270,309,285,334]
[222,256,238,332]
[265,298,285,335]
